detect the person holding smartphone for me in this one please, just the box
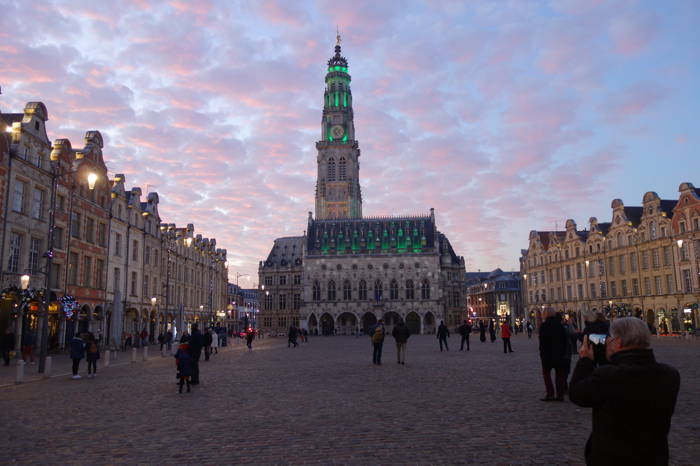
[570,317,680,466]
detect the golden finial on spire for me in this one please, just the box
[336,25,342,46]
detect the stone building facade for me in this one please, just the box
[520,183,700,333]
[259,40,466,336]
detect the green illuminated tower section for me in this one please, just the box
[315,36,362,220]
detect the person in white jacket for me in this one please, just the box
[211,329,219,354]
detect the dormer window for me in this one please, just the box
[34,121,40,131]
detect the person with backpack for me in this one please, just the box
[86,333,100,378]
[458,320,472,351]
[391,319,410,365]
[437,321,450,351]
[70,333,86,380]
[371,319,385,365]
[174,340,193,393]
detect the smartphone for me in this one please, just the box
[588,334,607,345]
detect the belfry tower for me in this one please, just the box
[314,34,362,220]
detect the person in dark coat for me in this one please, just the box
[85,333,100,378]
[371,320,386,365]
[488,320,496,343]
[188,324,203,385]
[288,325,298,348]
[582,312,610,366]
[203,328,213,361]
[479,321,486,343]
[165,330,173,351]
[70,333,86,380]
[174,341,194,393]
[538,309,568,401]
[245,328,255,351]
[457,320,472,351]
[437,321,450,351]
[391,320,410,365]
[2,327,15,366]
[570,317,680,466]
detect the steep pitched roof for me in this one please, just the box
[623,207,643,226]
[659,200,676,218]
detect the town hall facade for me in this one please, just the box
[259,39,466,336]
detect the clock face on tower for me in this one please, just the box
[331,125,345,139]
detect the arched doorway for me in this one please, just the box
[336,312,357,335]
[308,314,318,335]
[406,312,421,334]
[383,311,402,334]
[78,305,91,334]
[320,313,334,336]
[670,308,681,333]
[423,312,435,334]
[361,312,377,335]
[657,309,670,334]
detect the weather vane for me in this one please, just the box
[336,25,342,45]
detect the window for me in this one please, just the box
[115,233,122,256]
[421,280,430,300]
[328,157,336,181]
[279,275,287,286]
[621,280,628,296]
[294,275,301,285]
[666,274,674,294]
[50,263,61,289]
[113,267,120,294]
[29,238,41,274]
[86,217,95,243]
[589,283,596,299]
[71,212,81,238]
[358,280,367,300]
[390,280,398,300]
[679,221,686,233]
[279,294,286,310]
[8,233,22,273]
[566,285,572,300]
[52,226,64,250]
[649,222,657,240]
[577,284,583,299]
[31,188,45,219]
[95,259,104,289]
[663,246,671,266]
[599,282,607,298]
[68,252,79,284]
[630,252,638,272]
[264,276,273,286]
[576,262,582,279]
[265,293,273,309]
[343,280,351,300]
[312,281,320,301]
[565,265,571,280]
[652,248,660,268]
[405,280,414,299]
[278,316,287,328]
[12,180,26,213]
[143,274,149,298]
[57,194,66,212]
[131,271,138,296]
[632,278,639,295]
[608,257,615,276]
[98,224,107,247]
[641,251,649,270]
[338,157,346,180]
[643,277,651,295]
[154,250,159,269]
[680,242,689,261]
[682,270,692,293]
[610,281,617,297]
[83,256,92,287]
[327,280,336,301]
[619,255,625,274]
[293,293,300,310]
[694,218,699,231]
[145,246,150,265]
[374,280,383,301]
[654,276,662,295]
[132,240,138,261]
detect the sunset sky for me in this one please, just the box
[1,0,698,283]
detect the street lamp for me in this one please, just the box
[20,274,30,290]
[151,297,157,306]
[676,239,683,248]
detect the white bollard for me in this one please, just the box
[131,347,137,363]
[142,346,148,361]
[44,356,53,378]
[104,350,110,367]
[15,360,25,384]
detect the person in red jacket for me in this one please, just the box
[501,322,513,354]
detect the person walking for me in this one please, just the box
[70,332,86,380]
[371,319,385,365]
[21,328,35,364]
[211,328,219,354]
[501,321,513,353]
[165,330,173,351]
[488,320,497,343]
[539,309,568,401]
[174,340,193,394]
[561,314,578,396]
[570,317,680,466]
[189,324,203,385]
[437,321,450,351]
[391,319,410,365]
[479,321,486,343]
[85,333,100,378]
[526,321,533,339]
[245,327,255,352]
[288,325,298,348]
[458,320,472,351]
[2,327,15,366]
[203,328,213,361]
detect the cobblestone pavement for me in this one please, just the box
[1,334,698,465]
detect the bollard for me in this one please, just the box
[104,350,110,367]
[15,360,25,384]
[142,346,148,361]
[131,347,137,363]
[44,356,53,378]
